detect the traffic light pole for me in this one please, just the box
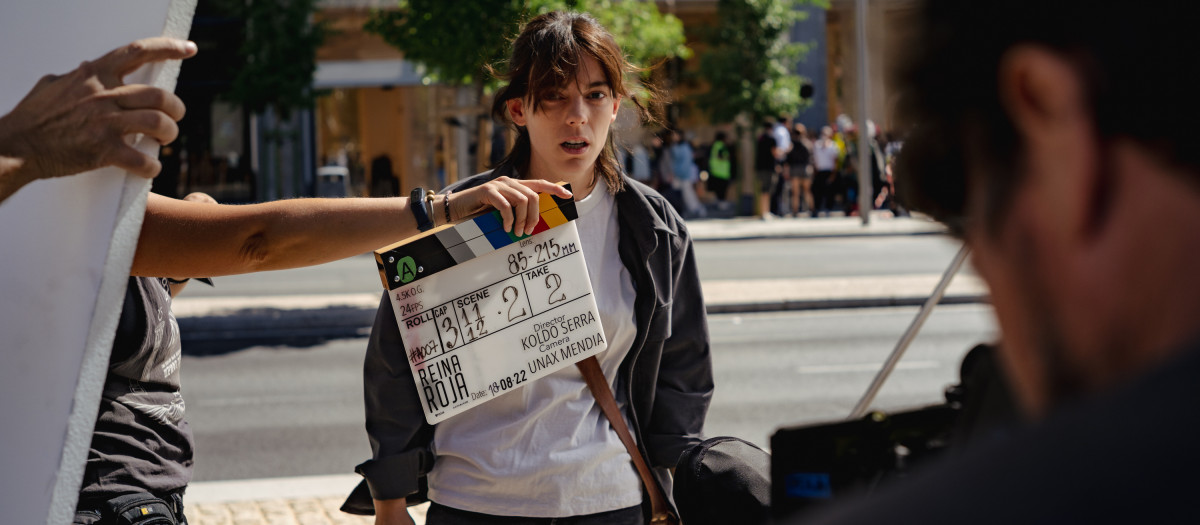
[855,0,872,226]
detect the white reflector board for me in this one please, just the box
[0,1,196,523]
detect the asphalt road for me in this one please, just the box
[185,304,998,482]
[179,235,968,299]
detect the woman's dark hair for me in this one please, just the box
[894,0,1200,237]
[489,11,656,194]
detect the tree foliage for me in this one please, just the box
[697,0,827,123]
[364,0,690,88]
[218,0,327,118]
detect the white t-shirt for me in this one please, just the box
[427,185,642,517]
[814,140,840,171]
[772,123,793,160]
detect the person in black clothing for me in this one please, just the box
[792,1,1200,523]
[754,121,779,219]
[787,125,813,216]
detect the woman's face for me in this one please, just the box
[507,54,621,195]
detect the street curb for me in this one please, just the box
[685,216,949,242]
[179,305,374,350]
[689,228,948,243]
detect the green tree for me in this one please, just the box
[363,1,525,86]
[364,0,689,179]
[215,0,327,200]
[220,0,327,118]
[697,0,826,123]
[364,0,689,87]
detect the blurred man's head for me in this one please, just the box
[896,0,1200,417]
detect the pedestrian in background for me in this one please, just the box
[755,120,781,220]
[627,140,652,185]
[788,124,814,216]
[707,131,733,208]
[811,126,839,217]
[670,129,705,218]
[769,116,794,216]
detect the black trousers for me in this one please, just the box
[427,502,644,525]
[811,170,836,215]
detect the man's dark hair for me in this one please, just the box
[895,0,1200,236]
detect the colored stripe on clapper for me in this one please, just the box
[376,185,577,290]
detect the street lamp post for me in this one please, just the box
[855,0,872,226]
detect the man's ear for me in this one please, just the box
[507,98,527,127]
[998,45,1105,242]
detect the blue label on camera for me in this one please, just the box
[786,472,833,499]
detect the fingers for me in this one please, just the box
[112,84,186,121]
[484,185,516,233]
[106,143,161,179]
[113,109,180,146]
[518,179,573,199]
[493,177,543,234]
[93,37,198,82]
[459,177,565,234]
[511,188,530,234]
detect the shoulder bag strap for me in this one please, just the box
[577,356,674,524]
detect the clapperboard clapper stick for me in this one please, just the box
[374,183,610,424]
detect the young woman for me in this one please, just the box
[354,11,713,525]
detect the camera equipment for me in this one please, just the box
[771,246,1019,521]
[771,343,1018,520]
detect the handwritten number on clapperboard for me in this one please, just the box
[533,239,562,264]
[508,252,529,274]
[462,303,488,341]
[545,273,566,304]
[441,317,460,349]
[503,286,527,322]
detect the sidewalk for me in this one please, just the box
[184,475,429,525]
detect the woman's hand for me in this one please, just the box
[448,177,572,235]
[373,499,415,525]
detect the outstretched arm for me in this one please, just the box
[0,37,196,204]
[132,176,571,278]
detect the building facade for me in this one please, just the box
[163,0,912,203]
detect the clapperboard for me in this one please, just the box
[375,184,608,424]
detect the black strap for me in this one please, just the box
[410,187,434,231]
[577,356,675,524]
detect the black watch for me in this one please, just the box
[410,187,435,232]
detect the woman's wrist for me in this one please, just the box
[408,187,435,231]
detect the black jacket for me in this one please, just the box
[344,170,714,519]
